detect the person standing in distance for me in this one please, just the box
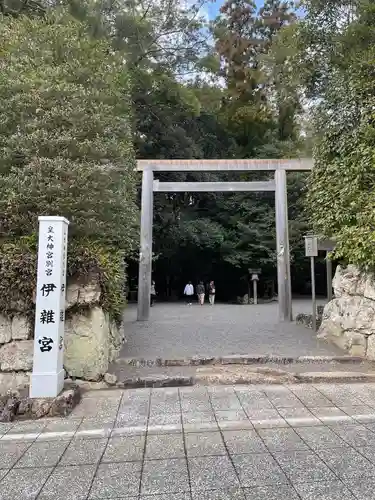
[196,281,205,305]
[150,280,156,307]
[208,281,216,305]
[184,281,194,305]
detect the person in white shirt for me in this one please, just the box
[184,281,194,305]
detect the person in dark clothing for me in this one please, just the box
[196,281,205,305]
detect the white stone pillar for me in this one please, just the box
[30,216,69,398]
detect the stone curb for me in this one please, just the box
[114,371,375,388]
[114,354,368,368]
[75,371,375,391]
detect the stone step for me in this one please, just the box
[83,358,375,391]
[113,354,367,368]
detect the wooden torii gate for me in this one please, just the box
[137,159,313,321]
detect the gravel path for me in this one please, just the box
[120,300,342,359]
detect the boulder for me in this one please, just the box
[108,321,124,363]
[343,331,367,357]
[64,307,111,381]
[0,341,33,371]
[66,281,101,309]
[0,372,29,396]
[366,335,375,361]
[11,316,30,340]
[318,265,375,359]
[0,316,11,344]
[333,265,365,298]
[104,372,117,385]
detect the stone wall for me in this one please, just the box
[0,280,125,395]
[318,265,375,357]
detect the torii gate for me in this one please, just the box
[137,159,313,322]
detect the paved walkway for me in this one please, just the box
[3,383,375,498]
[120,301,342,359]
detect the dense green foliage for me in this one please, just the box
[291,0,375,271]
[1,0,335,306]
[0,10,137,320]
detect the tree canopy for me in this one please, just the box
[1,0,338,303]
[0,8,137,318]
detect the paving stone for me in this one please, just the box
[346,476,375,499]
[151,387,180,400]
[179,386,208,399]
[356,446,375,464]
[60,437,108,465]
[185,431,226,457]
[218,420,254,431]
[0,441,30,468]
[90,462,142,498]
[0,423,14,436]
[115,413,148,427]
[308,407,352,424]
[145,433,185,459]
[111,425,147,436]
[141,494,192,500]
[0,466,52,500]
[121,388,151,402]
[148,413,182,426]
[141,458,189,495]
[101,435,144,463]
[76,418,115,438]
[289,386,334,407]
[232,453,287,487]
[263,388,303,408]
[10,421,47,434]
[314,387,361,407]
[215,410,248,422]
[211,398,242,411]
[182,411,216,425]
[316,448,375,480]
[246,409,288,429]
[119,400,149,417]
[243,484,300,499]
[258,428,309,451]
[181,399,212,412]
[294,426,348,450]
[274,450,339,483]
[15,440,69,468]
[183,422,219,433]
[277,407,321,426]
[191,488,245,500]
[207,387,236,397]
[39,465,96,500]
[70,397,121,419]
[148,423,183,435]
[0,469,9,481]
[236,392,274,411]
[339,404,375,417]
[294,480,357,499]
[189,456,239,491]
[330,423,375,447]
[222,430,267,455]
[150,402,181,416]
[42,418,82,433]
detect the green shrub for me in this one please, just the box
[0,10,138,322]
